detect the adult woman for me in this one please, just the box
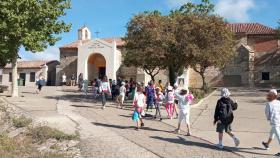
[78,73,83,91]
[100,76,111,109]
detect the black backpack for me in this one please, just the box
[218,98,237,125]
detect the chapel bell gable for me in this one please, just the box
[78,26,91,40]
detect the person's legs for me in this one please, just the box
[185,112,191,135]
[173,103,178,117]
[226,125,240,147]
[169,103,174,118]
[101,92,106,109]
[158,103,162,120]
[216,123,224,148]
[176,110,183,133]
[165,103,170,118]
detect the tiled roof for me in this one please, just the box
[5,60,56,69]
[59,40,91,49]
[229,23,275,35]
[59,38,124,49]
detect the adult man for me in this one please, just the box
[262,89,280,156]
[70,74,76,86]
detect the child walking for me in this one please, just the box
[262,89,280,156]
[165,86,175,119]
[154,87,164,121]
[214,88,240,149]
[175,89,193,136]
[133,86,145,130]
[117,82,126,109]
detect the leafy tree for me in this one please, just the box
[124,11,165,81]
[0,0,71,97]
[179,0,235,91]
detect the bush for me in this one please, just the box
[190,88,205,101]
[0,134,16,152]
[29,126,79,143]
[12,116,32,128]
[41,152,67,158]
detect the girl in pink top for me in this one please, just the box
[165,86,175,119]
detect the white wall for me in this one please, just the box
[2,68,42,87]
[77,39,120,80]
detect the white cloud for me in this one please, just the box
[216,0,255,22]
[19,46,59,61]
[166,0,191,8]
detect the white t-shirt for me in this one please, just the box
[134,92,145,108]
[62,75,66,82]
[100,82,111,93]
[175,93,190,111]
[119,86,126,96]
[166,91,175,104]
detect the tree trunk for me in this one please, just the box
[168,66,177,86]
[150,75,155,82]
[200,73,207,92]
[11,56,18,97]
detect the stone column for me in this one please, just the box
[42,63,48,81]
[248,51,255,88]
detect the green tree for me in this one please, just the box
[0,0,71,97]
[124,11,165,81]
[179,0,235,91]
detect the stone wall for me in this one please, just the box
[58,48,78,85]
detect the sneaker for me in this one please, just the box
[175,129,181,134]
[159,118,163,121]
[262,142,269,150]
[234,138,240,147]
[215,144,224,149]
[275,153,280,156]
[141,123,144,127]
[186,132,192,136]
[102,106,105,110]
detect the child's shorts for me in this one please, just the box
[216,123,232,133]
[178,109,190,124]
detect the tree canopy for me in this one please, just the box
[124,11,166,81]
[0,0,71,96]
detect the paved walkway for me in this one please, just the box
[2,86,278,157]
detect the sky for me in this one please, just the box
[19,0,280,61]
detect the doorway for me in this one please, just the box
[87,53,106,80]
[19,73,26,86]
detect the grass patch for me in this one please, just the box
[41,152,68,158]
[29,126,79,143]
[0,134,16,152]
[12,116,32,128]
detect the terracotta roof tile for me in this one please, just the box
[5,60,55,69]
[229,23,275,35]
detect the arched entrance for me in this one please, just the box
[87,53,106,80]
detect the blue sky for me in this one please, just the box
[19,0,280,60]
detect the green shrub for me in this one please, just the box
[0,134,16,152]
[29,126,79,143]
[190,88,205,100]
[41,152,67,158]
[12,116,32,128]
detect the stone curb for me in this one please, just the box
[191,89,218,108]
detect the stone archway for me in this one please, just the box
[87,53,106,80]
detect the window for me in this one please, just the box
[30,72,35,82]
[9,73,12,82]
[262,72,270,81]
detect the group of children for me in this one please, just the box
[83,77,280,155]
[132,81,194,134]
